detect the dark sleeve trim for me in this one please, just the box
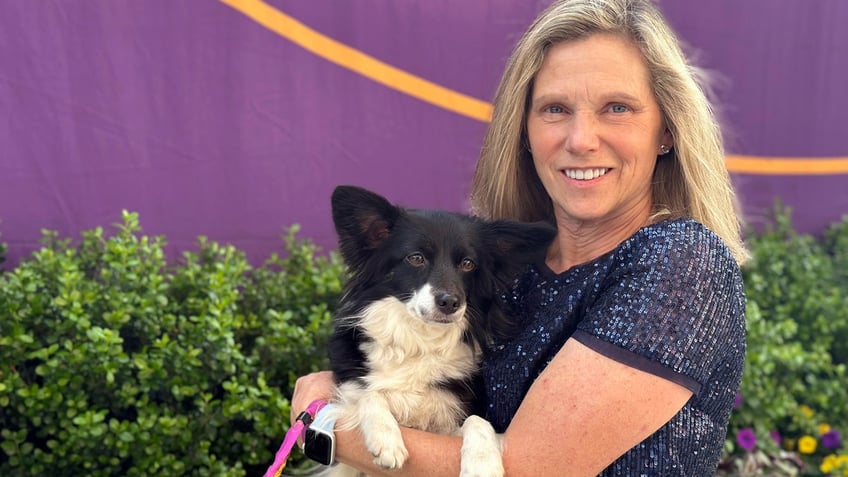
[572,330,702,395]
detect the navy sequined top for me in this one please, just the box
[480,217,746,476]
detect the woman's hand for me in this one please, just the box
[290,370,336,425]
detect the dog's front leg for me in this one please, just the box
[356,392,409,470]
[459,415,504,477]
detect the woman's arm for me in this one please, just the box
[290,372,463,476]
[291,338,692,476]
[500,339,692,476]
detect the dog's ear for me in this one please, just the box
[467,220,556,344]
[480,220,556,261]
[331,185,402,264]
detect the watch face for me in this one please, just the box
[304,428,334,465]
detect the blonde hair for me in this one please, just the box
[470,0,749,264]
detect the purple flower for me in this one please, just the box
[737,428,757,452]
[769,430,782,446]
[733,392,743,409]
[822,430,842,449]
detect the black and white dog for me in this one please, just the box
[323,185,555,477]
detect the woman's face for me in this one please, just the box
[526,33,672,229]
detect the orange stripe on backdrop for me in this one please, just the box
[725,156,848,175]
[220,0,848,177]
[219,0,493,122]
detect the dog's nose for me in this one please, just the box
[435,292,461,315]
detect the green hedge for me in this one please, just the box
[0,212,343,476]
[721,205,848,476]
[2,207,847,476]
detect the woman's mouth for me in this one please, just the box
[563,168,610,180]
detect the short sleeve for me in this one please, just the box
[573,220,746,395]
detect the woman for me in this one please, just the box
[292,0,748,475]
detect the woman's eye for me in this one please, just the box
[406,253,426,266]
[458,258,476,272]
[545,105,565,114]
[610,104,629,113]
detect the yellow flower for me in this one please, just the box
[800,404,815,419]
[822,454,838,473]
[798,435,818,454]
[819,423,831,435]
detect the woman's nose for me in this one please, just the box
[564,112,600,154]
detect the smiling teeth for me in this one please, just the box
[565,168,609,180]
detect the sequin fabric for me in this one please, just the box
[480,218,746,476]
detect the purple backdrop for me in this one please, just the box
[1,0,846,267]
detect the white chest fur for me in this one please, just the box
[336,296,479,433]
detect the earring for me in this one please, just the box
[659,144,671,155]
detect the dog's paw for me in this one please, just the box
[364,422,409,470]
[460,415,504,477]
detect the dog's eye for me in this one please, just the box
[459,258,476,272]
[406,253,426,267]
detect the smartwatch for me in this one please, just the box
[304,403,339,466]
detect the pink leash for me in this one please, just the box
[263,399,328,477]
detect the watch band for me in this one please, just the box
[304,403,340,466]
